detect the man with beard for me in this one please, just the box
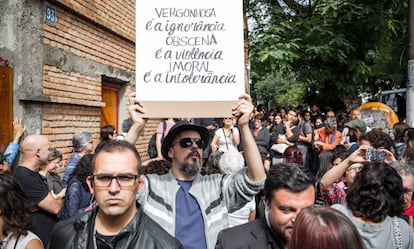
[216,164,315,249]
[48,140,183,249]
[130,93,266,249]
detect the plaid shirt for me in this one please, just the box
[320,181,347,206]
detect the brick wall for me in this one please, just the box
[43,3,135,72]
[55,0,135,42]
[42,103,101,161]
[43,65,103,106]
[40,1,161,162]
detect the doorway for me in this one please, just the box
[0,66,13,152]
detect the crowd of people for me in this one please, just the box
[1,94,414,249]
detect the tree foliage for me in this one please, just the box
[246,0,408,109]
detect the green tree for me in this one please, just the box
[247,0,408,109]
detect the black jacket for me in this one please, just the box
[48,204,183,249]
[215,216,283,249]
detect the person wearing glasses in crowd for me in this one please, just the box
[128,93,266,249]
[48,140,183,249]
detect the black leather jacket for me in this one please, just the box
[48,204,183,249]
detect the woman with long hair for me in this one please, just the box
[0,174,43,248]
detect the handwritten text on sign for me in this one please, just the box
[136,0,245,102]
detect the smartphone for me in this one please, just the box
[365,148,386,161]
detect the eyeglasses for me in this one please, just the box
[346,166,363,173]
[92,174,139,187]
[172,137,204,149]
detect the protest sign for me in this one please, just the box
[136,0,246,117]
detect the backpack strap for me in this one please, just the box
[392,217,403,249]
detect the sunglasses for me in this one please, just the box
[172,137,204,149]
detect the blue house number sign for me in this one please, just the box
[45,4,57,25]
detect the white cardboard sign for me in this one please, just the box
[135,0,246,117]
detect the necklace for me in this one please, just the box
[223,128,233,138]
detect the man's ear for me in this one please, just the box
[168,147,174,160]
[136,175,146,192]
[86,176,94,195]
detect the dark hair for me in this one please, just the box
[254,113,266,122]
[92,140,141,172]
[406,128,414,161]
[407,128,414,140]
[393,122,410,143]
[347,162,405,222]
[264,163,314,203]
[140,159,172,175]
[288,207,365,249]
[332,145,347,155]
[287,107,300,117]
[68,154,94,192]
[316,150,335,181]
[0,174,33,237]
[0,152,9,164]
[48,147,62,161]
[100,125,116,142]
[256,104,267,114]
[301,110,311,118]
[365,130,396,153]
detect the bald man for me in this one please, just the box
[13,135,65,247]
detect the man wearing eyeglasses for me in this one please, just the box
[128,93,266,249]
[48,140,183,249]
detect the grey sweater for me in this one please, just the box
[137,168,265,249]
[332,204,414,249]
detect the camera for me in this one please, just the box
[365,148,386,161]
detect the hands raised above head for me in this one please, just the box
[349,145,396,164]
[232,94,254,126]
[13,117,26,142]
[127,92,147,127]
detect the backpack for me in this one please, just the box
[147,121,167,159]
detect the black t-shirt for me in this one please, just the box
[96,232,128,249]
[13,166,58,247]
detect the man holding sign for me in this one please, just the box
[128,93,266,249]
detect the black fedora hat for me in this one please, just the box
[161,120,210,161]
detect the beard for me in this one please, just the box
[180,161,201,176]
[265,209,290,247]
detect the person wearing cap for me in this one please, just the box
[128,93,266,249]
[343,119,367,152]
[340,108,362,146]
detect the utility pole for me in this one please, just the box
[408,0,414,126]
